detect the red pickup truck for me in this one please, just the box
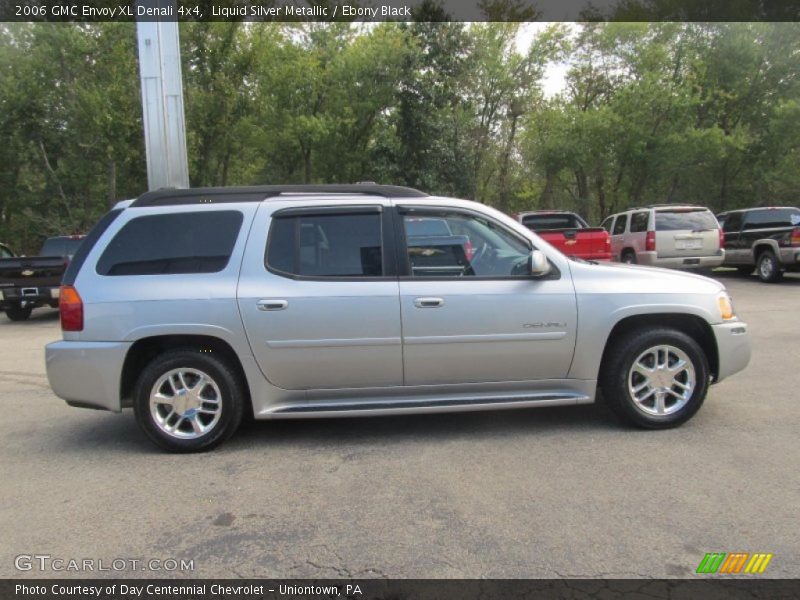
[513,211,612,261]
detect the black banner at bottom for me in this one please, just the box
[4,579,800,600]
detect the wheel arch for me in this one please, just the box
[598,313,719,383]
[752,239,780,262]
[120,334,252,412]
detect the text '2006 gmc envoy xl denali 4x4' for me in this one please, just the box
[45,184,751,452]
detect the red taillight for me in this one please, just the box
[645,230,656,252]
[791,227,800,247]
[60,285,83,332]
[719,229,726,248]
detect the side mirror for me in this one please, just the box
[529,250,551,277]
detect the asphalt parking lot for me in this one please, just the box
[1,271,798,579]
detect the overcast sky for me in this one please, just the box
[516,22,574,99]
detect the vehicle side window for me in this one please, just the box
[600,217,614,233]
[0,245,12,258]
[612,214,628,235]
[721,212,742,233]
[630,212,649,233]
[266,212,383,278]
[402,212,531,278]
[96,211,243,276]
[742,209,800,230]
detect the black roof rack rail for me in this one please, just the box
[132,184,428,207]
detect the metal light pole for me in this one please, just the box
[136,0,190,190]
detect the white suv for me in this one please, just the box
[601,205,725,270]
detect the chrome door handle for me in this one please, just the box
[257,299,288,311]
[413,297,444,308]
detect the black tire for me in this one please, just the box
[621,249,637,264]
[133,349,245,452]
[600,327,709,429]
[736,266,753,276]
[756,250,783,283]
[6,306,32,321]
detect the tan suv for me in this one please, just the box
[601,205,725,270]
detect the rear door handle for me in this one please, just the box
[413,297,444,308]
[257,299,288,311]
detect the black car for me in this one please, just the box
[717,207,800,283]
[0,235,85,321]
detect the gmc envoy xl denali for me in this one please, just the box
[45,184,751,452]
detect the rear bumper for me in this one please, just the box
[45,340,132,412]
[0,286,60,309]
[711,321,751,383]
[639,251,725,269]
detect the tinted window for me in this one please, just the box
[403,212,530,278]
[41,237,84,257]
[630,212,649,233]
[266,213,383,277]
[96,211,243,276]
[612,214,628,235]
[743,208,800,230]
[655,210,718,232]
[405,217,452,237]
[720,212,742,233]
[521,214,585,230]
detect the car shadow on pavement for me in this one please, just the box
[228,401,624,451]
[712,269,800,285]
[49,402,624,455]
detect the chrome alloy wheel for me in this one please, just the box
[149,368,222,439]
[627,345,695,416]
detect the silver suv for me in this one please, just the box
[46,185,750,452]
[601,205,725,270]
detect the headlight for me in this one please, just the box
[718,292,736,320]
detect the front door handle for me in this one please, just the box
[413,297,445,308]
[257,299,288,311]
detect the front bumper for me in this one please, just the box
[45,340,132,412]
[711,321,751,383]
[639,251,725,270]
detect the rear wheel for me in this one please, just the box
[133,349,245,452]
[621,249,637,264]
[756,250,783,283]
[600,328,709,429]
[5,306,32,321]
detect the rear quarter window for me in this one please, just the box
[96,211,243,276]
[655,210,718,232]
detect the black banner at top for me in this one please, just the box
[2,0,800,22]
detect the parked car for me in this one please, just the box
[716,207,800,283]
[513,210,611,261]
[45,184,750,452]
[0,235,85,321]
[601,205,725,270]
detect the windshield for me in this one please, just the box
[655,210,719,232]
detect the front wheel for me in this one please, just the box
[133,349,245,452]
[600,328,709,429]
[6,306,32,321]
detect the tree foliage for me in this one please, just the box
[1,22,799,251]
